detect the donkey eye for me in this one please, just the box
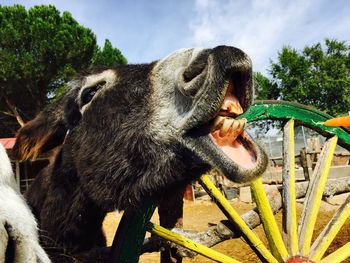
[81,88,97,105]
[81,81,106,106]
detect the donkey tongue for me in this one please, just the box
[211,129,240,146]
[221,138,256,169]
[210,130,257,170]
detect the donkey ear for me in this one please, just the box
[13,86,82,161]
[13,96,68,160]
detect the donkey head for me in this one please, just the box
[14,46,267,210]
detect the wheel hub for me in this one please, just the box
[286,256,316,263]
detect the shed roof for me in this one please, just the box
[0,137,16,149]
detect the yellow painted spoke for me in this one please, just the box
[281,119,298,255]
[147,222,240,263]
[200,175,279,263]
[310,195,350,261]
[251,178,289,261]
[298,136,338,256]
[320,242,350,263]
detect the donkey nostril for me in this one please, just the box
[183,62,206,83]
[182,49,210,83]
[178,49,210,96]
[179,62,207,97]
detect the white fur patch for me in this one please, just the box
[83,69,117,89]
[0,145,18,192]
[79,69,117,113]
[0,144,50,263]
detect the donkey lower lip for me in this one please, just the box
[209,130,258,170]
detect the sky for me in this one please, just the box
[2,0,350,74]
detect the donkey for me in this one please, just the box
[9,46,268,262]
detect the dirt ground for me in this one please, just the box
[103,198,350,262]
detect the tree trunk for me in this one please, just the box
[5,97,24,127]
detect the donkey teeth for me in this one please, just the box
[228,119,247,140]
[228,102,244,114]
[237,118,247,132]
[219,118,234,137]
[231,118,240,131]
[221,98,243,115]
[211,116,225,132]
[211,117,246,138]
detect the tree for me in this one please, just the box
[255,39,350,116]
[92,39,127,66]
[253,72,278,100]
[54,40,128,98]
[0,5,126,137]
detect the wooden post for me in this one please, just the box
[307,137,321,170]
[300,148,310,181]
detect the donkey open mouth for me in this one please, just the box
[210,79,255,169]
[154,45,268,183]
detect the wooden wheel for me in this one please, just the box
[109,100,350,263]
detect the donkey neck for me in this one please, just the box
[39,148,107,253]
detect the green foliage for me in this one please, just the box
[0,5,126,136]
[92,39,127,66]
[255,39,350,117]
[253,72,278,100]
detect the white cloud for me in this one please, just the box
[187,0,350,74]
[3,0,350,67]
